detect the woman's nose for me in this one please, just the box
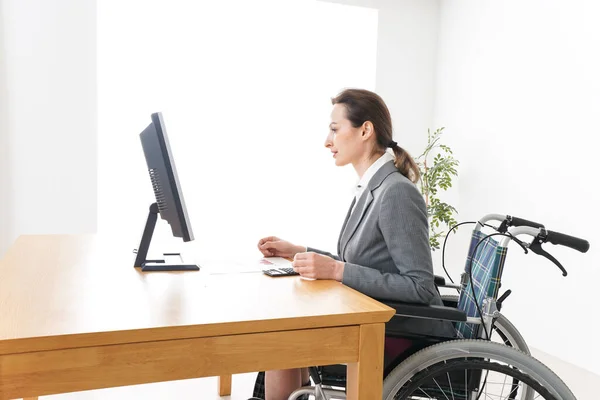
[324,132,333,147]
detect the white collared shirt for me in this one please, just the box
[351,151,395,214]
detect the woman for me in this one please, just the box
[252,88,455,400]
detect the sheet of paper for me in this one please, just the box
[261,257,293,267]
[202,256,292,274]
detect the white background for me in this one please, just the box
[96,0,378,261]
[0,0,97,255]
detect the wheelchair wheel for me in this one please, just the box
[441,295,534,399]
[383,340,575,400]
[441,294,530,354]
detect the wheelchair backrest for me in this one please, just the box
[455,229,508,339]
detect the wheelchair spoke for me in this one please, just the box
[475,379,521,400]
[446,372,455,400]
[504,379,521,399]
[499,370,507,398]
[418,387,435,399]
[433,377,451,400]
[392,359,558,400]
[484,390,516,398]
[483,392,516,400]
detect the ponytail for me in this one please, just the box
[390,144,420,184]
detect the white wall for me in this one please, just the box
[0,0,440,261]
[96,0,379,262]
[1,0,440,262]
[0,0,97,256]
[434,0,600,374]
[0,1,10,256]
[324,0,441,157]
[96,0,442,268]
[374,0,440,157]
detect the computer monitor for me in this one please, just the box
[133,112,199,271]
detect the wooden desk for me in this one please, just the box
[0,235,394,399]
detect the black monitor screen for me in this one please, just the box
[139,112,193,242]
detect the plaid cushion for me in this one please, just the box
[455,230,508,339]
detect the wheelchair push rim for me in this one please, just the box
[383,340,575,400]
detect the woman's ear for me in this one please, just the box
[362,121,374,139]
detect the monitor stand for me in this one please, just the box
[133,203,200,272]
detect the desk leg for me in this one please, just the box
[346,323,385,400]
[218,374,232,396]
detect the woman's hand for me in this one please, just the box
[257,236,305,258]
[292,252,345,281]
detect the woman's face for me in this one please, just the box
[325,104,365,167]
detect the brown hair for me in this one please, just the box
[331,88,420,183]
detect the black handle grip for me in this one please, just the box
[510,216,545,229]
[434,275,446,286]
[545,230,590,253]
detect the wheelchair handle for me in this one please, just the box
[500,226,541,247]
[497,215,545,233]
[506,215,545,229]
[544,230,590,253]
[477,214,506,228]
[478,214,545,233]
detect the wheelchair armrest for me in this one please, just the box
[434,275,446,286]
[376,299,467,322]
[434,275,462,290]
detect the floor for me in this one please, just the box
[530,347,597,399]
[35,347,596,399]
[43,372,260,400]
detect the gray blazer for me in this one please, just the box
[308,160,455,338]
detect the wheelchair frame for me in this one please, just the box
[261,213,589,400]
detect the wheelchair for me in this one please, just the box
[253,213,590,399]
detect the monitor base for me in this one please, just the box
[133,203,199,272]
[141,253,200,272]
[141,263,200,272]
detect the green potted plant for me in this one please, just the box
[415,127,459,250]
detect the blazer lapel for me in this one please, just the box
[339,190,373,259]
[337,197,356,256]
[338,160,399,259]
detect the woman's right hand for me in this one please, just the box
[257,236,305,258]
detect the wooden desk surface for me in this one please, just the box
[0,234,394,356]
